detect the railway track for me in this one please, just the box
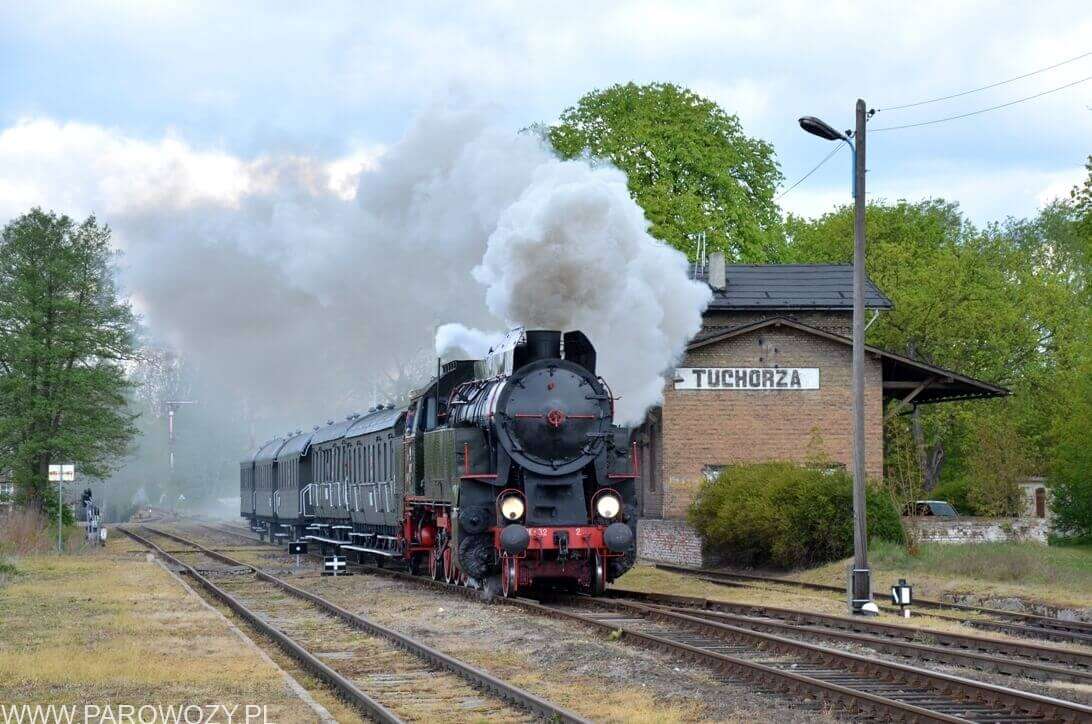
[181,523,1092,720]
[656,563,1092,646]
[350,560,1092,721]
[122,525,587,724]
[604,588,1092,684]
[206,521,1091,679]
[533,595,1092,722]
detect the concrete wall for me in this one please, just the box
[906,517,1049,544]
[636,518,706,567]
[659,324,884,519]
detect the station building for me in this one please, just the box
[633,260,1007,566]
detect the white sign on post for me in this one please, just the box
[674,367,820,391]
[48,465,62,482]
[62,464,75,481]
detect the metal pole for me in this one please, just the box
[850,98,872,613]
[56,478,62,552]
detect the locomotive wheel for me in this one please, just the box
[443,547,455,584]
[591,551,607,595]
[501,556,518,598]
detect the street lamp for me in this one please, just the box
[799,101,878,616]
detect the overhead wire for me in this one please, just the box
[780,52,1092,198]
[776,144,844,201]
[878,50,1092,111]
[871,74,1092,131]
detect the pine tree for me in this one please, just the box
[0,209,138,509]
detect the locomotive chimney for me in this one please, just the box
[520,330,562,367]
[709,251,726,291]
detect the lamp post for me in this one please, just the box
[799,100,877,615]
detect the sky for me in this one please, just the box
[1,1,1090,228]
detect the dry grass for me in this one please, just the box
[794,540,1092,610]
[0,508,63,555]
[0,537,324,721]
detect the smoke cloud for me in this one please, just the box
[0,106,710,500]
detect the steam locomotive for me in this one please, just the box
[240,329,638,596]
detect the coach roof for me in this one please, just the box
[310,419,355,446]
[691,263,893,311]
[276,430,315,460]
[345,406,402,438]
[252,437,288,465]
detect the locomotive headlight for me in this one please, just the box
[499,495,525,522]
[595,493,621,519]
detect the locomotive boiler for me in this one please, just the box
[240,329,638,596]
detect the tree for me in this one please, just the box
[785,200,1044,489]
[0,209,138,510]
[964,412,1032,517]
[549,82,784,261]
[1044,157,1092,539]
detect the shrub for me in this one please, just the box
[0,507,61,554]
[930,478,975,516]
[689,462,904,569]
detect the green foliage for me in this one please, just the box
[1048,356,1092,539]
[689,462,904,568]
[549,82,784,262]
[0,209,138,509]
[964,412,1032,517]
[785,195,1088,501]
[930,478,975,516]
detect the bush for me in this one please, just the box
[689,462,904,569]
[0,507,62,554]
[930,478,975,516]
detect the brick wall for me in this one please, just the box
[636,518,706,567]
[659,323,884,520]
[703,310,853,336]
[907,517,1049,544]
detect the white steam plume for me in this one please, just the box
[0,106,710,438]
[468,158,711,425]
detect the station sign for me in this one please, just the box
[48,464,76,482]
[674,367,820,391]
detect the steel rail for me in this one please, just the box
[139,525,589,724]
[306,560,1018,722]
[656,563,1092,639]
[335,560,1092,721]
[201,523,1092,718]
[119,526,402,724]
[571,597,1092,722]
[605,588,1092,674]
[654,602,1091,684]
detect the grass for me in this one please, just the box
[0,537,327,720]
[793,539,1092,610]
